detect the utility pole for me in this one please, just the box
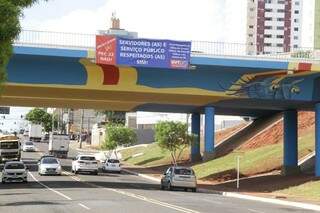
[79,109,84,149]
[51,109,54,133]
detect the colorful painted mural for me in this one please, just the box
[4,46,320,115]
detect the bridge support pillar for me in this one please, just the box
[282,110,300,176]
[203,107,215,161]
[315,103,320,177]
[191,113,201,162]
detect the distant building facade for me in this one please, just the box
[246,0,302,55]
[315,0,320,49]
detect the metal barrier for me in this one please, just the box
[14,29,320,62]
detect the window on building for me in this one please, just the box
[266,17,272,21]
[293,45,299,48]
[264,34,272,38]
[249,25,254,29]
[277,9,285,13]
[265,26,272,29]
[294,27,299,31]
[265,0,272,3]
[277,0,285,3]
[276,35,284,38]
[295,1,300,5]
[294,36,299,40]
[250,7,255,12]
[294,10,299,14]
[294,19,299,23]
[277,26,284,30]
[264,43,272,47]
[265,8,273,12]
[248,34,253,37]
[276,44,283,47]
[277,18,284,21]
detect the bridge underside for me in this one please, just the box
[0,83,314,117]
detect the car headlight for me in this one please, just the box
[57,165,62,171]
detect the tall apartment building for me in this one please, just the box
[247,0,302,55]
[315,0,320,49]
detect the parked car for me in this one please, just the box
[103,158,121,173]
[38,156,62,175]
[22,141,36,152]
[71,154,98,175]
[160,166,197,192]
[2,161,28,183]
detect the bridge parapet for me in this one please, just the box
[14,30,320,63]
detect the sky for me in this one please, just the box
[21,0,248,42]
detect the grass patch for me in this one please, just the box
[121,130,315,180]
[275,180,320,201]
[120,143,189,167]
[193,131,314,179]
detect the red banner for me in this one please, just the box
[96,35,117,65]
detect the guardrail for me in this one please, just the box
[14,29,320,62]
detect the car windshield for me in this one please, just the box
[80,156,95,161]
[5,163,25,170]
[174,168,193,175]
[25,142,33,145]
[42,158,58,164]
[107,159,120,163]
[0,141,19,149]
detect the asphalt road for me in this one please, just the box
[0,141,317,213]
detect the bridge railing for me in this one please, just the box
[14,29,319,62]
[15,30,95,49]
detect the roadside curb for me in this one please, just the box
[123,168,320,212]
[122,169,161,183]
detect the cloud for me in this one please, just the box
[22,0,247,42]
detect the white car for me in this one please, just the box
[2,161,28,183]
[38,156,62,175]
[103,159,121,173]
[72,154,98,175]
[22,141,36,152]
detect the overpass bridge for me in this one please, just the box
[5,30,320,176]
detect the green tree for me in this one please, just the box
[0,0,47,91]
[155,121,195,165]
[102,124,137,158]
[97,110,126,125]
[26,108,56,132]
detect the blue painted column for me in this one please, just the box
[191,113,201,162]
[315,103,320,177]
[204,107,215,161]
[282,110,299,175]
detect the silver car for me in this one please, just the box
[38,156,62,175]
[161,166,197,192]
[2,161,28,183]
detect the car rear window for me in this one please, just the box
[25,142,33,145]
[174,168,193,175]
[107,159,120,163]
[42,158,58,164]
[80,156,96,161]
[5,163,25,169]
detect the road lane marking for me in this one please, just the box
[105,187,200,213]
[78,203,90,210]
[248,209,265,213]
[28,172,72,200]
[63,172,200,213]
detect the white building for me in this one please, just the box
[247,0,303,55]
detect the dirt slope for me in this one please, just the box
[240,111,315,150]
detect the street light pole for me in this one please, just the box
[79,109,84,149]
